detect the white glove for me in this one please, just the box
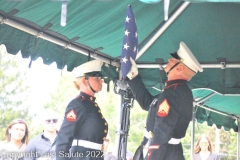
[126,57,138,80]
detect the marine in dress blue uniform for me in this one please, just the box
[127,42,203,160]
[56,60,108,160]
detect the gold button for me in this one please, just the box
[103,137,106,140]
[105,122,107,126]
[104,130,107,133]
[98,110,101,113]
[90,97,93,100]
[95,104,98,107]
[102,116,104,119]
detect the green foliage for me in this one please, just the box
[218,127,237,160]
[0,45,31,141]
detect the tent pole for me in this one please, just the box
[136,1,190,60]
[136,63,240,69]
[194,92,217,104]
[238,119,240,160]
[0,15,118,67]
[191,102,196,160]
[192,88,240,96]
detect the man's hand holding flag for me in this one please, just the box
[121,5,138,80]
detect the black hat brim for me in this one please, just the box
[85,71,104,77]
[169,52,181,60]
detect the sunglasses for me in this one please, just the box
[45,119,58,124]
[200,142,209,146]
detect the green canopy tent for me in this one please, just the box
[1,0,240,158]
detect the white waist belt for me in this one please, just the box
[72,139,102,150]
[144,129,181,145]
[168,138,181,144]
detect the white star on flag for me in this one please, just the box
[133,46,137,52]
[135,32,138,38]
[123,43,129,50]
[126,16,130,23]
[124,30,130,36]
[122,56,128,63]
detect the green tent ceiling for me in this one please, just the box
[0,0,240,131]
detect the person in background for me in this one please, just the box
[194,134,220,160]
[0,119,29,152]
[126,42,203,160]
[25,110,59,160]
[103,137,117,160]
[56,59,108,160]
